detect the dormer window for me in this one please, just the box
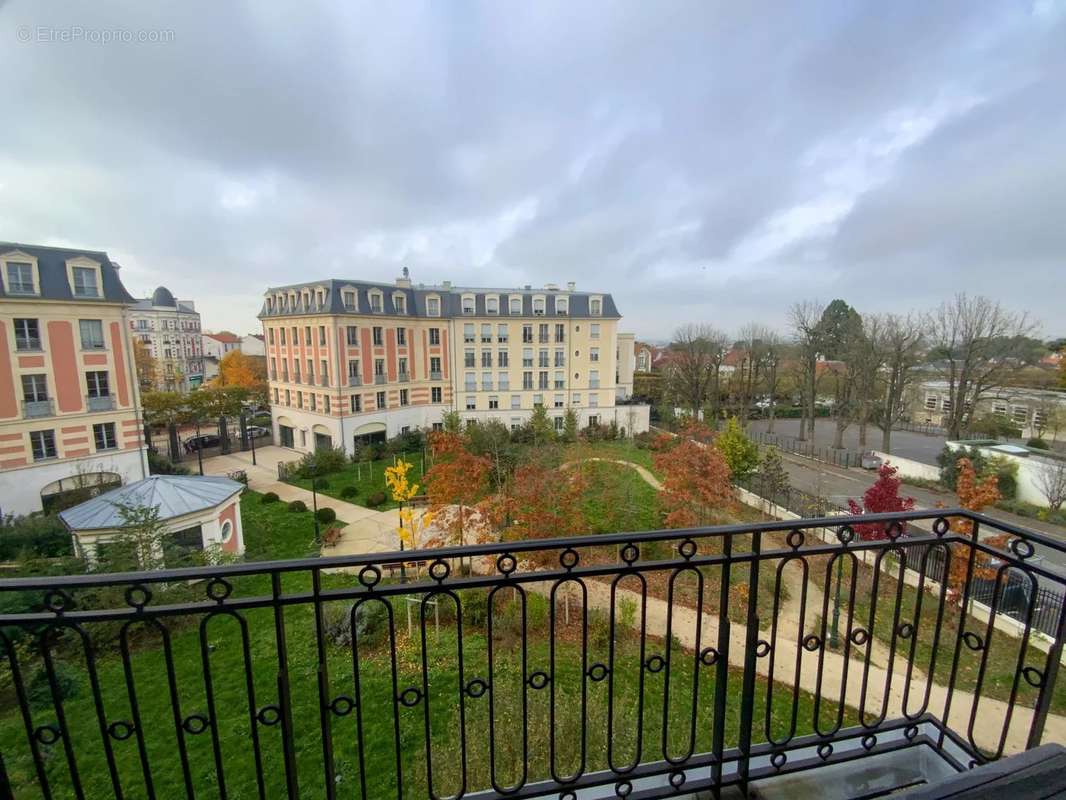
[393,293,407,314]
[343,290,356,310]
[533,296,546,316]
[556,297,568,315]
[590,297,602,316]
[4,261,36,295]
[72,267,100,297]
[462,295,476,315]
[509,296,522,315]
[369,291,383,312]
[426,296,441,316]
[486,296,499,314]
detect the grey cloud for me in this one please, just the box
[0,0,1063,338]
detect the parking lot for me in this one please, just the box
[747,417,947,465]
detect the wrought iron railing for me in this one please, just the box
[1,510,1064,799]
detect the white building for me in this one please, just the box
[128,287,204,391]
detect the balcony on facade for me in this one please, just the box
[85,394,115,412]
[430,370,443,381]
[348,374,362,387]
[398,372,410,383]
[374,374,386,385]
[22,399,54,419]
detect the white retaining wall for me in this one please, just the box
[871,451,941,482]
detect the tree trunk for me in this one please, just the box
[881,425,892,453]
[858,419,867,448]
[833,419,846,450]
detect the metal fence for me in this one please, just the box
[146,413,273,467]
[750,430,861,469]
[1,510,1064,798]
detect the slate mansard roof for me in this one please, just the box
[59,475,244,532]
[258,279,622,320]
[0,241,135,304]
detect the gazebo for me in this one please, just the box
[59,475,245,566]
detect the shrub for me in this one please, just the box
[0,513,72,561]
[458,588,489,630]
[312,477,330,491]
[1028,438,1050,450]
[288,500,308,513]
[148,450,190,475]
[323,601,389,648]
[295,446,348,478]
[227,470,248,485]
[937,445,1018,499]
[633,430,656,449]
[316,507,337,524]
[366,491,387,508]
[28,662,81,710]
[340,485,358,499]
[261,492,280,504]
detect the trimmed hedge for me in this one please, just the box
[261,492,280,504]
[365,491,387,508]
[312,478,330,490]
[340,485,358,499]
[288,500,308,513]
[316,507,337,524]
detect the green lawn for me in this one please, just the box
[0,582,852,799]
[566,438,660,476]
[286,452,428,511]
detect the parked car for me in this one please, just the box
[246,425,271,439]
[860,452,883,470]
[183,433,221,453]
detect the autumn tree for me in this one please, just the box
[213,350,267,395]
[845,463,915,540]
[654,437,734,528]
[132,339,157,393]
[486,456,589,555]
[926,294,1038,439]
[715,417,759,481]
[385,459,436,550]
[423,430,490,548]
[946,458,1009,602]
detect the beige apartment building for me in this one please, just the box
[0,243,149,515]
[259,273,649,454]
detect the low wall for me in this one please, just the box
[871,451,940,482]
[735,485,1064,664]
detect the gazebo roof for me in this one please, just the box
[59,475,243,532]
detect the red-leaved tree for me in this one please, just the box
[846,463,916,540]
[424,430,491,547]
[653,438,734,528]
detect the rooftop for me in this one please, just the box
[0,241,135,304]
[59,475,243,531]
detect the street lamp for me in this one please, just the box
[195,419,204,476]
[310,465,320,541]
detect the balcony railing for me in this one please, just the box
[319,376,329,387]
[85,393,115,412]
[374,374,386,385]
[348,375,362,387]
[430,370,443,381]
[1,510,1063,799]
[22,398,53,418]
[398,372,410,383]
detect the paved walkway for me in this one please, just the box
[199,446,402,556]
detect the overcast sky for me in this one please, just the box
[2,1,1063,341]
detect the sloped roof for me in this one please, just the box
[204,331,241,343]
[0,241,135,304]
[59,475,243,531]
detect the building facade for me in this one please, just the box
[128,287,204,391]
[259,275,649,454]
[0,243,149,515]
[910,380,1066,443]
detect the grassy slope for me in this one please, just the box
[287,453,428,511]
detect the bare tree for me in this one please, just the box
[789,301,822,441]
[667,324,729,419]
[850,315,887,449]
[763,332,786,433]
[733,324,771,424]
[1036,458,1066,512]
[926,294,1038,440]
[874,312,924,453]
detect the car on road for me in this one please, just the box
[183,433,221,453]
[246,425,270,439]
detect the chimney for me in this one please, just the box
[545,282,558,291]
[442,280,452,289]
[395,266,412,288]
[567,281,576,291]
[524,284,532,290]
